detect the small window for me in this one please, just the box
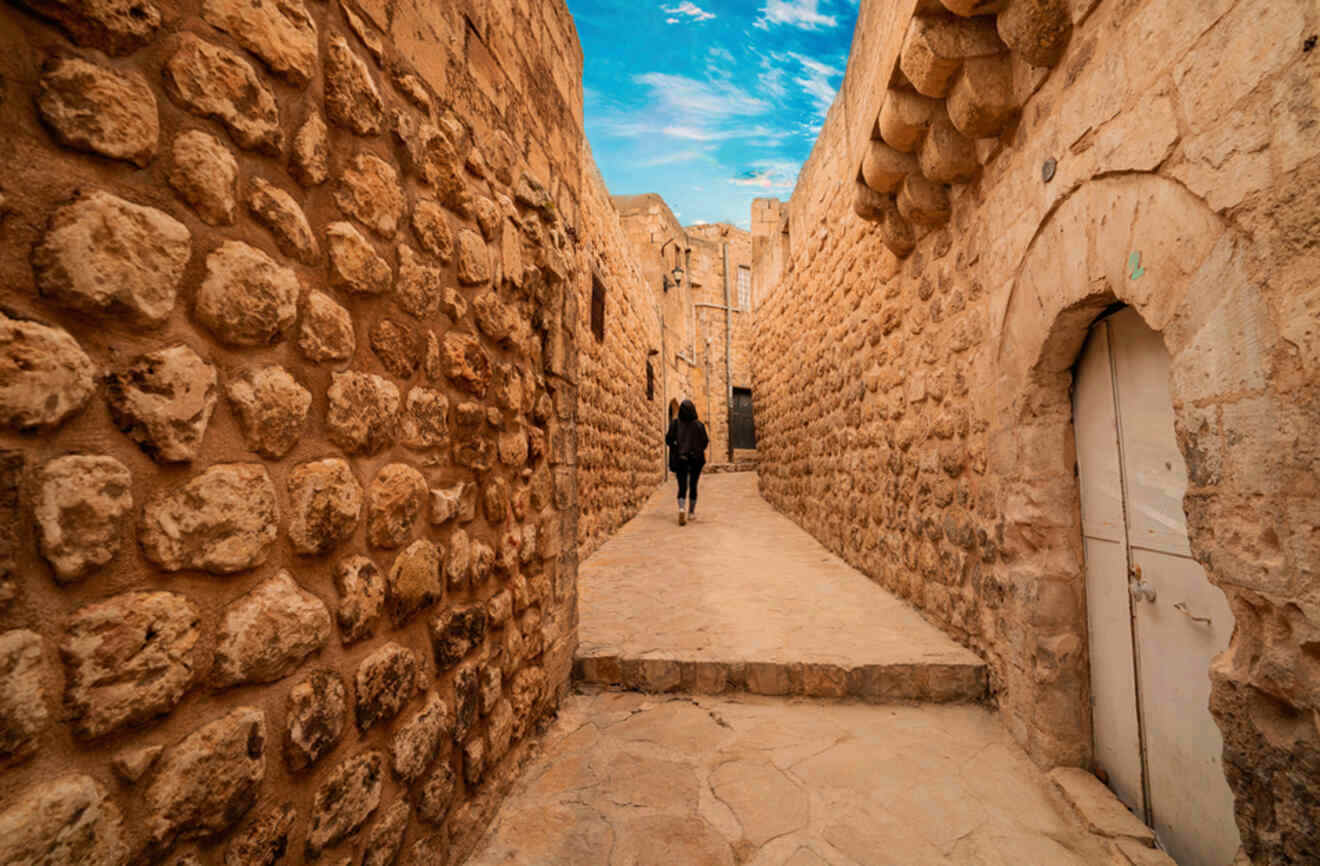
[737,266,752,311]
[591,276,606,342]
[646,359,655,401]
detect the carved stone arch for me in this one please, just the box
[987,173,1277,784]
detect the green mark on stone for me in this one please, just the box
[1128,251,1145,281]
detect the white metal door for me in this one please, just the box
[1074,308,1240,866]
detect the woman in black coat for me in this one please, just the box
[665,399,709,525]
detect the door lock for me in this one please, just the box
[1129,580,1157,602]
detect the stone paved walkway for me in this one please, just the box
[466,690,1118,865]
[574,474,985,701]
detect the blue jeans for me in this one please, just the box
[676,464,702,506]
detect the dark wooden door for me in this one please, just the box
[730,387,756,450]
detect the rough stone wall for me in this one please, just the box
[0,0,586,862]
[754,0,1320,860]
[574,160,665,559]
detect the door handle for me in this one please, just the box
[1174,602,1212,626]
[1129,580,1157,603]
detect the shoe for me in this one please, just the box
[678,509,687,526]
[687,511,697,522]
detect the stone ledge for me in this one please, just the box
[704,462,758,474]
[572,652,988,703]
[1047,767,1158,846]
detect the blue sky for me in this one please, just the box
[566,0,859,229]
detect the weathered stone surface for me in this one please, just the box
[0,312,95,432]
[0,630,49,763]
[362,800,410,866]
[370,318,422,378]
[324,36,384,135]
[341,0,384,63]
[462,735,484,785]
[284,670,346,772]
[212,570,331,687]
[401,387,449,451]
[430,605,487,671]
[287,458,362,555]
[336,154,404,237]
[393,114,466,209]
[290,112,330,187]
[498,428,529,467]
[34,191,191,325]
[446,527,470,588]
[139,463,278,574]
[479,663,501,715]
[111,744,162,783]
[473,292,515,345]
[34,454,132,581]
[510,665,544,739]
[145,707,266,853]
[386,539,443,627]
[334,555,383,644]
[454,663,479,742]
[202,0,317,86]
[355,643,418,731]
[456,229,491,285]
[224,801,295,866]
[429,484,463,525]
[248,177,319,264]
[299,291,357,362]
[13,0,159,54]
[327,221,392,295]
[306,751,383,858]
[472,196,500,241]
[37,57,157,166]
[106,344,217,463]
[412,199,453,262]
[195,241,300,346]
[471,541,495,584]
[169,130,239,225]
[0,775,127,866]
[61,591,201,739]
[163,34,282,155]
[396,245,444,319]
[482,479,507,524]
[487,697,513,763]
[226,365,311,459]
[326,371,400,455]
[367,463,427,549]
[390,691,451,783]
[440,333,492,397]
[414,761,456,824]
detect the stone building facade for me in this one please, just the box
[753,0,1320,862]
[0,0,599,861]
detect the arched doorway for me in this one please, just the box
[1074,306,1239,865]
[668,398,679,422]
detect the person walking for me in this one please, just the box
[665,399,709,525]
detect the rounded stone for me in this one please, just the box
[106,344,218,463]
[411,199,453,262]
[354,643,418,731]
[414,761,456,825]
[195,241,300,347]
[162,33,282,155]
[290,112,330,187]
[335,153,404,238]
[138,463,278,574]
[201,0,317,86]
[212,570,331,688]
[37,56,158,166]
[287,458,362,556]
[284,670,346,771]
[0,311,96,432]
[326,371,400,455]
[12,0,160,55]
[396,245,443,318]
[366,463,428,549]
[327,220,392,295]
[33,190,191,325]
[455,228,491,285]
[390,691,451,783]
[34,454,132,582]
[0,775,127,866]
[333,554,384,645]
[299,291,356,362]
[0,630,50,763]
[324,35,384,135]
[224,801,296,866]
[362,800,410,866]
[370,318,422,378]
[440,333,492,397]
[401,387,450,451]
[225,365,312,459]
[306,751,384,858]
[386,538,443,627]
[169,130,239,225]
[248,177,319,265]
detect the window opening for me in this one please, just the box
[737,266,752,310]
[591,276,606,342]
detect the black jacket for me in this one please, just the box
[666,404,708,472]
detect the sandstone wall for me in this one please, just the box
[574,161,665,560]
[0,0,586,862]
[754,0,1320,860]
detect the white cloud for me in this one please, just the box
[593,73,777,145]
[639,149,716,167]
[729,159,800,193]
[788,51,842,117]
[662,2,715,22]
[755,0,838,31]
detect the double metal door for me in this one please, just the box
[730,387,756,450]
[1073,308,1240,866]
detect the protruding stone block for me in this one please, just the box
[226,365,311,459]
[326,371,400,455]
[287,458,362,555]
[285,670,346,771]
[35,455,132,581]
[862,139,920,195]
[335,154,404,238]
[305,751,384,857]
[248,177,319,264]
[898,173,952,226]
[0,313,95,432]
[212,571,331,688]
[290,112,329,187]
[940,0,1005,14]
[367,463,428,550]
[299,291,356,362]
[195,241,300,347]
[877,88,939,152]
[201,0,317,86]
[37,57,158,166]
[139,463,278,574]
[355,643,418,731]
[107,345,218,463]
[879,199,917,259]
[334,555,384,644]
[324,35,384,135]
[169,130,238,225]
[0,630,50,762]
[899,15,1004,98]
[919,108,981,184]
[947,53,1016,138]
[997,0,1072,67]
[386,539,443,626]
[390,692,451,783]
[0,775,127,866]
[12,0,160,55]
[162,34,282,155]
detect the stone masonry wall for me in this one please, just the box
[574,158,665,560]
[0,0,587,862]
[754,0,1320,860]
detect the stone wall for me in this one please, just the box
[0,0,587,861]
[753,0,1320,860]
[574,160,665,560]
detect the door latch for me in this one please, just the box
[1128,564,1156,602]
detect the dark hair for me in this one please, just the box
[678,399,698,422]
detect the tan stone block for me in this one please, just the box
[900,15,1004,99]
[745,662,791,696]
[862,140,919,195]
[897,173,951,227]
[877,89,939,153]
[802,663,848,698]
[996,0,1071,67]
[919,109,980,184]
[947,54,1016,139]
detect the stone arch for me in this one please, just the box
[989,173,1276,775]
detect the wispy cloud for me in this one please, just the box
[662,2,715,23]
[789,51,842,116]
[593,73,777,145]
[639,149,717,167]
[729,159,800,192]
[755,0,838,31]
